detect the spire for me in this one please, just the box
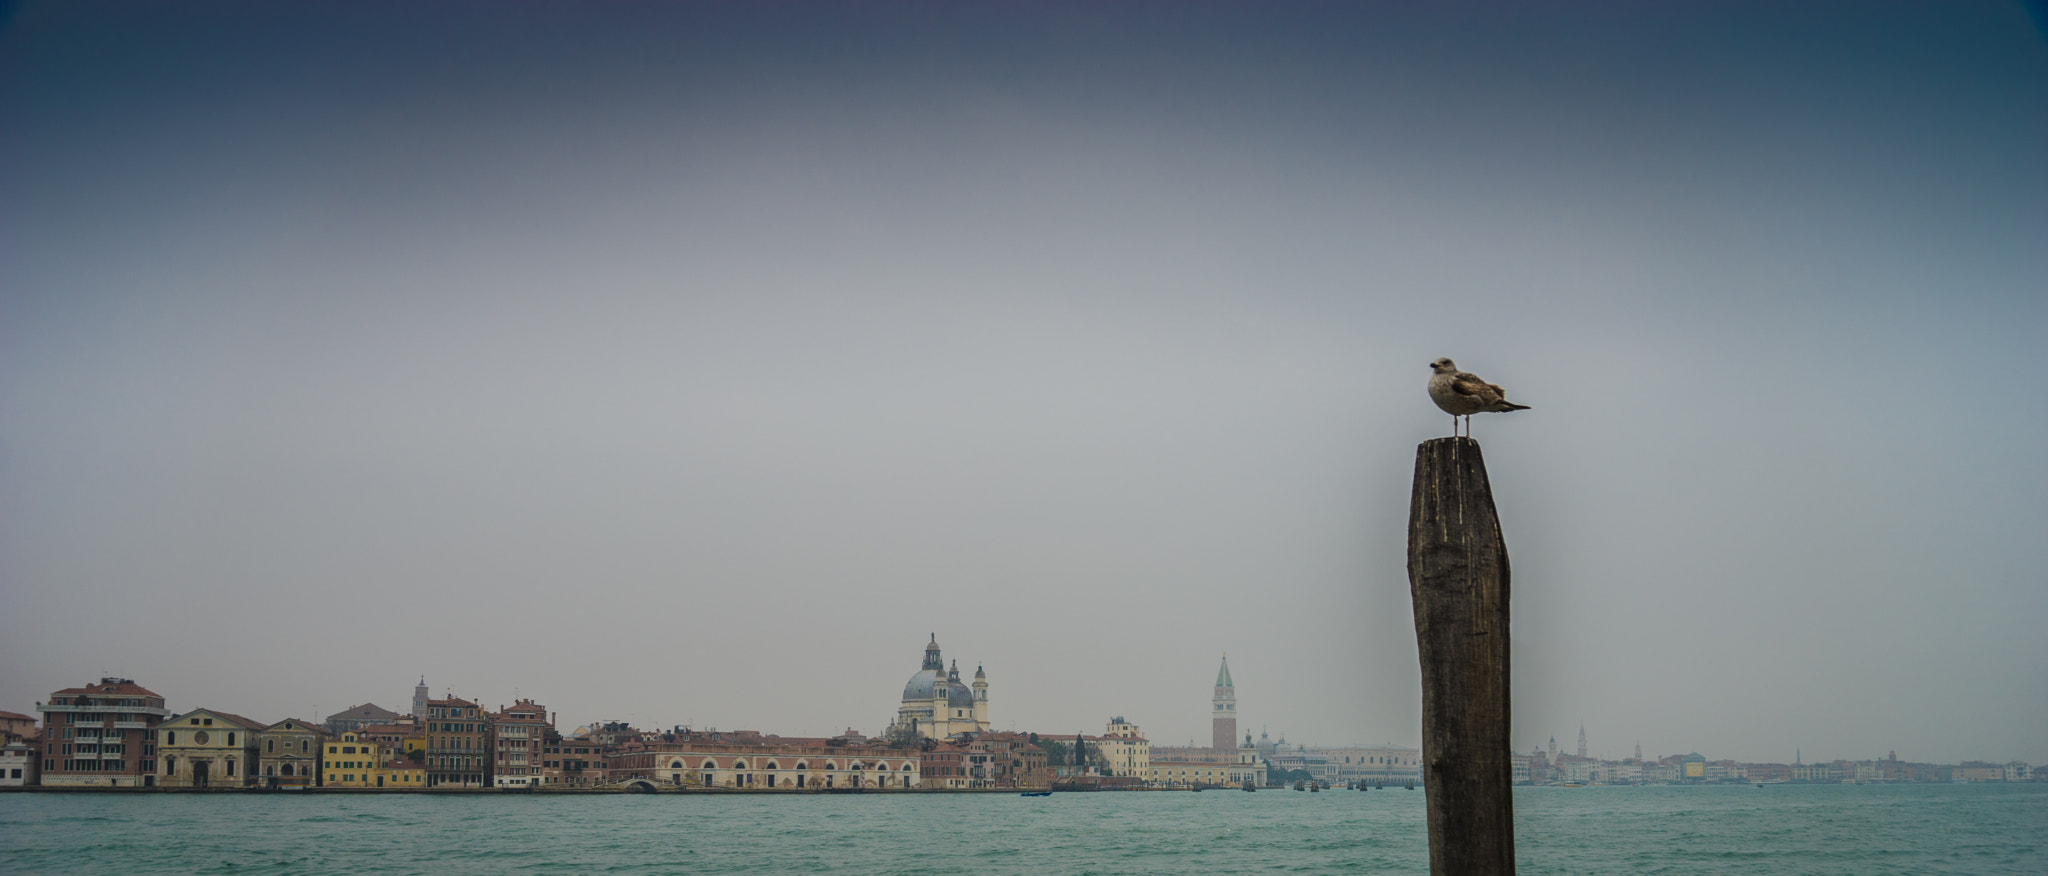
[1577,724,1587,758]
[922,636,943,671]
[974,664,985,679]
[1216,653,1233,688]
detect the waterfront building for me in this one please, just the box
[1312,744,1422,786]
[322,730,423,788]
[490,699,552,787]
[1149,742,1264,788]
[1744,762,1791,783]
[157,709,263,788]
[325,703,401,736]
[383,757,426,787]
[256,719,326,788]
[1956,761,2008,782]
[423,696,488,787]
[610,729,919,789]
[1552,754,1596,784]
[1511,751,1532,784]
[970,732,1050,789]
[353,723,426,760]
[1212,655,1237,750]
[0,710,36,742]
[1092,718,1150,778]
[922,741,969,789]
[541,733,610,786]
[891,636,989,740]
[1,739,39,786]
[35,677,170,787]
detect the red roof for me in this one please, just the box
[0,710,36,722]
[49,680,163,699]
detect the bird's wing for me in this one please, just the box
[1450,374,1505,403]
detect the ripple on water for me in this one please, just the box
[2,785,2044,875]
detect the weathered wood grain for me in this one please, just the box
[1407,436,1515,875]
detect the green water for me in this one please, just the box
[2,784,2042,874]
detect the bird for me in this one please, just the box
[1428,357,1529,437]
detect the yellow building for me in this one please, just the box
[321,731,424,788]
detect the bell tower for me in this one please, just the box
[1212,654,1236,751]
[972,664,989,728]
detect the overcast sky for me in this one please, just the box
[3,1,2043,765]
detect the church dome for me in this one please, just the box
[946,680,975,708]
[902,669,944,703]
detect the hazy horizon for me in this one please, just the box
[3,1,2044,765]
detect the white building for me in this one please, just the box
[890,636,989,740]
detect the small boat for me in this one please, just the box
[1190,786,1203,792]
[1243,783,1255,792]
[1404,782,1415,790]
[1019,791,1051,797]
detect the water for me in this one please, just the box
[2,784,2042,874]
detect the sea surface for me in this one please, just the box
[3,783,2042,874]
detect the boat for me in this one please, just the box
[1019,791,1051,797]
[1243,783,1255,792]
[1190,786,1203,792]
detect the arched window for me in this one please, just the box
[228,732,237,745]
[671,761,684,770]
[167,731,177,745]
[702,761,716,770]
[766,762,779,771]
[794,762,808,771]
[825,761,836,771]
[732,760,748,770]
[166,756,177,772]
[267,740,275,753]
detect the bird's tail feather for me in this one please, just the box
[1491,402,1531,412]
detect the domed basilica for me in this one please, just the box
[891,635,989,739]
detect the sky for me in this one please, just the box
[2,1,2044,765]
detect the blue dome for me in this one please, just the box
[902,669,944,702]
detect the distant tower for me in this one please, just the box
[972,664,989,728]
[412,676,429,720]
[1212,653,1237,750]
[1548,736,1557,761]
[1635,742,1643,761]
[1795,748,1801,765]
[1577,724,1587,758]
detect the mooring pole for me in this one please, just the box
[1407,436,1515,875]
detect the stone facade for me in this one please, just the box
[257,719,326,787]
[1091,718,1150,779]
[611,730,920,790]
[1150,743,1264,788]
[158,709,263,789]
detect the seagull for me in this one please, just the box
[1429,357,1529,437]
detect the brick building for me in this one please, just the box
[35,678,170,787]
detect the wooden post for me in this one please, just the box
[1407,436,1514,875]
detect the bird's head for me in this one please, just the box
[1431,358,1457,373]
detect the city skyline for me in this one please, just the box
[3,2,2044,765]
